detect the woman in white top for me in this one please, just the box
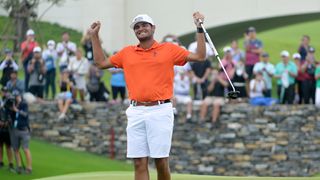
[249,71,266,98]
[68,49,89,101]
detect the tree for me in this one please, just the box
[0,0,64,51]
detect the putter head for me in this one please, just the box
[227,91,240,99]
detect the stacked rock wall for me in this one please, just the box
[30,102,320,176]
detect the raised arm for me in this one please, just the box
[186,12,206,62]
[88,21,114,69]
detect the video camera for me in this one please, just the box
[3,94,15,110]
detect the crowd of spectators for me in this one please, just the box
[165,27,318,127]
[0,26,318,173]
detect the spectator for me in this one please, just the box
[244,26,263,79]
[249,72,277,106]
[253,52,275,97]
[0,49,19,87]
[56,32,77,72]
[173,65,193,121]
[302,47,316,103]
[200,69,227,126]
[68,49,89,102]
[230,40,245,63]
[0,88,14,171]
[233,59,248,100]
[275,51,297,104]
[6,71,24,95]
[20,29,39,91]
[294,52,304,104]
[298,35,311,61]
[250,71,265,98]
[188,36,214,100]
[81,33,94,63]
[11,91,32,174]
[315,60,320,107]
[221,46,236,82]
[109,67,126,103]
[87,64,109,102]
[57,70,73,120]
[162,34,182,46]
[42,40,58,99]
[28,47,46,99]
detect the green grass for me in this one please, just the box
[0,139,133,180]
[37,171,320,180]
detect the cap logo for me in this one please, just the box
[134,17,144,22]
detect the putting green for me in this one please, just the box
[36,171,320,180]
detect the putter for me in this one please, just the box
[198,19,240,99]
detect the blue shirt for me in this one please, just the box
[110,68,126,87]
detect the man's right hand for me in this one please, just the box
[88,21,101,37]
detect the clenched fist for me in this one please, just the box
[87,21,101,37]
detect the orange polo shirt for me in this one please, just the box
[110,41,190,101]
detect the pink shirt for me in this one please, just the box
[20,40,39,60]
[220,58,235,80]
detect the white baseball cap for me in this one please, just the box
[280,50,290,57]
[47,40,55,46]
[26,29,35,36]
[223,46,232,53]
[33,46,42,53]
[292,53,301,59]
[130,14,155,29]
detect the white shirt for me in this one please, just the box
[188,41,214,59]
[174,73,190,96]
[67,57,89,75]
[253,62,275,89]
[0,59,19,71]
[42,49,58,69]
[249,79,265,98]
[56,41,77,66]
[174,62,191,74]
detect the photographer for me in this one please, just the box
[28,47,46,99]
[0,87,14,170]
[0,49,19,87]
[11,91,32,174]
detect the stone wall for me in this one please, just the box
[30,102,320,176]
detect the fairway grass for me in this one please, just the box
[0,140,132,180]
[37,171,320,180]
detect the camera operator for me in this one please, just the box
[0,87,14,170]
[28,47,46,99]
[0,49,19,87]
[10,91,32,174]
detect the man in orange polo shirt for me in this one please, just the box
[88,12,206,180]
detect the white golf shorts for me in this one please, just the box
[126,102,174,158]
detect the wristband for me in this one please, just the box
[197,27,204,33]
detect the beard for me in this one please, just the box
[137,34,153,42]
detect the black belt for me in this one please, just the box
[130,99,171,106]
